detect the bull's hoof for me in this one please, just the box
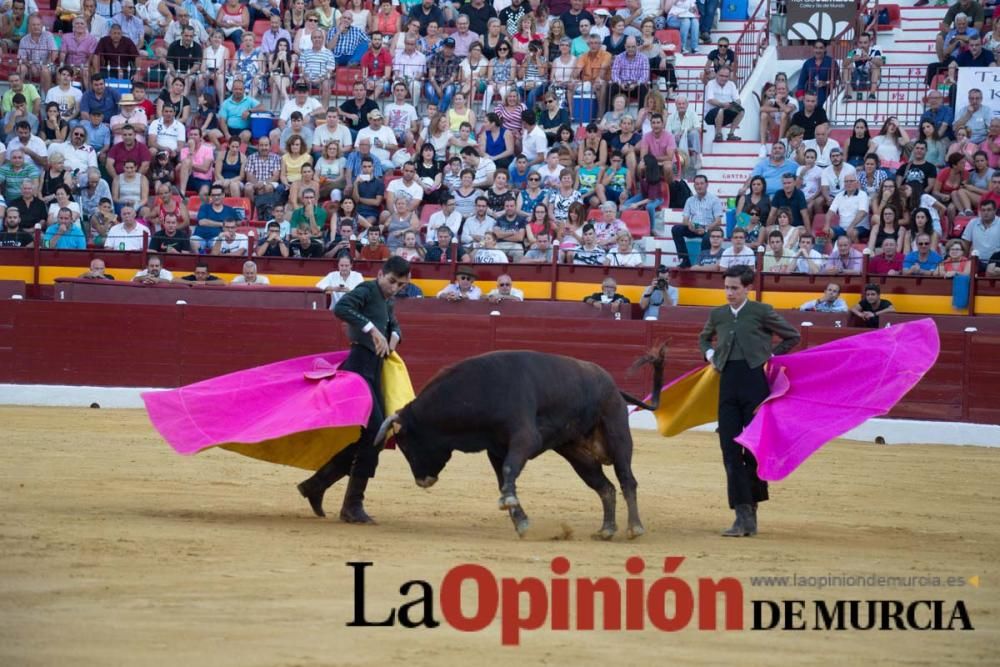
[498,495,520,510]
[297,481,326,518]
[592,526,617,541]
[627,524,646,540]
[513,518,530,537]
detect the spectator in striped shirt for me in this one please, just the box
[300,30,336,108]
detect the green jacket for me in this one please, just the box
[698,300,801,370]
[334,280,400,353]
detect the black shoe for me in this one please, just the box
[721,504,754,537]
[298,478,327,518]
[340,475,376,524]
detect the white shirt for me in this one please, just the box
[148,118,187,152]
[383,102,418,136]
[44,84,82,120]
[426,209,463,243]
[460,215,495,247]
[279,97,323,125]
[798,164,823,199]
[393,50,427,79]
[829,189,870,228]
[47,141,98,175]
[214,233,250,255]
[133,268,175,281]
[536,163,564,189]
[704,79,739,111]
[521,125,549,162]
[232,274,271,285]
[104,222,152,250]
[356,125,397,161]
[719,245,755,268]
[386,178,424,205]
[473,248,509,263]
[313,122,353,150]
[794,248,824,273]
[316,269,363,306]
[486,286,524,301]
[801,138,841,168]
[820,163,857,198]
[6,135,48,168]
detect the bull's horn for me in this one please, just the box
[372,413,399,451]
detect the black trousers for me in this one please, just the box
[718,359,770,509]
[314,344,385,483]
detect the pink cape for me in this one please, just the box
[142,352,373,470]
[735,318,940,481]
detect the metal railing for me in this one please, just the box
[827,65,932,127]
[732,0,771,90]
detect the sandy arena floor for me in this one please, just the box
[0,406,997,666]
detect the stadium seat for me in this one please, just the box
[333,67,364,99]
[877,5,900,32]
[811,212,827,236]
[419,204,441,228]
[224,197,254,220]
[252,19,269,39]
[187,196,203,216]
[654,29,682,53]
[224,42,237,60]
[621,210,650,238]
[828,129,852,147]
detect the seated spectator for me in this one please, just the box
[795,40,835,108]
[0,149,41,203]
[954,88,992,145]
[851,283,895,328]
[672,174,723,268]
[767,172,810,229]
[583,277,630,315]
[179,128,216,199]
[868,238,904,275]
[789,91,829,141]
[149,213,192,253]
[104,204,150,250]
[824,235,863,275]
[473,231,510,263]
[350,156,386,229]
[638,265,677,319]
[394,230,425,261]
[955,33,995,68]
[704,66,743,143]
[256,221,291,258]
[288,224,325,258]
[0,208,33,248]
[800,282,849,312]
[132,256,174,284]
[720,227,755,268]
[211,220,250,256]
[604,231,643,267]
[78,258,115,280]
[2,93,40,139]
[425,195,462,243]
[842,32,882,102]
[358,227,391,261]
[815,148,857,217]
[44,207,87,249]
[243,137,283,202]
[107,124,152,176]
[461,196,496,249]
[485,273,524,302]
[828,172,870,242]
[193,185,238,253]
[492,200,527,260]
[290,188,328,237]
[180,262,225,285]
[920,90,954,141]
[691,228,726,271]
[316,255,364,307]
[231,261,270,285]
[793,233,825,274]
[800,124,839,169]
[426,225,471,262]
[437,265,482,301]
[9,180,47,232]
[903,232,944,275]
[747,143,799,197]
[985,249,1000,276]
[936,239,972,278]
[762,230,794,273]
[569,223,607,266]
[519,230,554,264]
[328,12,370,66]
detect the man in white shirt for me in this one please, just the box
[816,147,857,215]
[44,67,83,124]
[534,148,564,185]
[384,161,424,216]
[211,220,250,256]
[6,121,48,169]
[147,105,186,158]
[460,196,495,248]
[312,108,354,153]
[719,227,755,268]
[48,127,99,182]
[231,261,271,285]
[425,194,462,243]
[801,124,839,169]
[792,232,824,274]
[278,83,324,132]
[316,255,364,307]
[104,204,150,250]
[355,109,397,170]
[704,66,743,142]
[383,82,419,149]
[827,172,870,242]
[132,255,174,284]
[521,110,548,167]
[486,274,524,302]
[461,146,496,188]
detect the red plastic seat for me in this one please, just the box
[621,210,650,239]
[224,197,254,219]
[654,29,682,52]
[333,67,364,99]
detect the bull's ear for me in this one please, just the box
[372,413,399,451]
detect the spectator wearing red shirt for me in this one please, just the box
[361,31,394,100]
[358,227,391,261]
[868,237,904,275]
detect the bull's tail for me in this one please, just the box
[620,342,667,411]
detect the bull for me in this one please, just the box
[372,348,665,540]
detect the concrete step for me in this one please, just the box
[703,140,764,156]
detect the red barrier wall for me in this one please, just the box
[1,300,998,425]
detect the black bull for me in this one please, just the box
[373,348,665,539]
